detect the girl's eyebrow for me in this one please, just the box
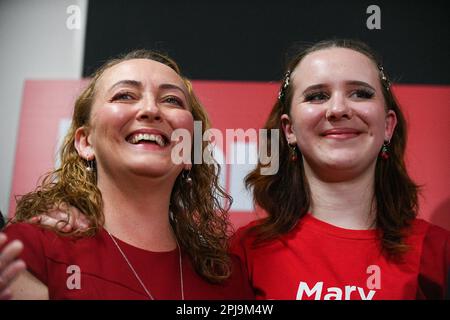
[344,80,375,91]
[302,81,375,94]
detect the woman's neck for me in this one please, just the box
[305,162,377,230]
[97,172,177,252]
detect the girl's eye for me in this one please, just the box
[304,92,329,102]
[351,89,375,99]
[163,96,184,107]
[111,92,136,101]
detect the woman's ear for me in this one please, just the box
[75,127,94,160]
[385,110,398,141]
[281,114,297,145]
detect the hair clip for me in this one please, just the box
[278,70,291,100]
[378,65,391,90]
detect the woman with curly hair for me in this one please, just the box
[0,50,254,299]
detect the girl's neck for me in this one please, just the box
[305,162,376,230]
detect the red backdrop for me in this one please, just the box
[8,80,450,231]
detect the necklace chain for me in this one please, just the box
[106,230,184,300]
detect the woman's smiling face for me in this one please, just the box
[76,58,194,180]
[282,47,397,180]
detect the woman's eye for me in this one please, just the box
[111,92,135,101]
[351,89,374,99]
[304,92,329,102]
[163,96,184,107]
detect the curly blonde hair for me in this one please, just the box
[14,50,233,283]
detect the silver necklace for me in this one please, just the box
[106,229,185,300]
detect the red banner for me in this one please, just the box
[9,80,450,231]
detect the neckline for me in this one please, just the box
[299,213,379,240]
[100,228,178,255]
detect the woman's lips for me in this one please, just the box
[321,128,362,139]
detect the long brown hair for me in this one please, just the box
[246,39,419,257]
[14,50,232,283]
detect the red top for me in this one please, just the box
[231,214,450,300]
[4,223,255,300]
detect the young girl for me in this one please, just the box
[232,39,449,300]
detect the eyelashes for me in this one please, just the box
[110,91,136,101]
[303,89,375,102]
[109,92,185,107]
[352,89,375,99]
[162,96,184,107]
[304,92,329,102]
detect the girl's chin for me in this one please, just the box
[307,154,362,169]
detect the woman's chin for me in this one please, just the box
[124,161,179,178]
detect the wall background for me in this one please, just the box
[0,0,88,218]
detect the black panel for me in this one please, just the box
[84,0,450,84]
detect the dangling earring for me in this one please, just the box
[289,144,298,162]
[380,141,390,160]
[182,170,193,186]
[86,159,95,173]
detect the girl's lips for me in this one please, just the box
[321,128,362,139]
[323,133,360,139]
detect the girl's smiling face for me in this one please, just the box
[282,47,397,180]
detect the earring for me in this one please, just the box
[380,141,390,160]
[289,144,298,161]
[182,170,193,185]
[86,159,95,172]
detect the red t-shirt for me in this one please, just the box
[231,214,449,300]
[4,223,255,300]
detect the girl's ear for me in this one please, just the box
[385,110,398,141]
[281,114,297,145]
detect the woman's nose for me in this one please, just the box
[136,100,162,122]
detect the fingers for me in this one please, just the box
[0,238,26,300]
[0,259,26,299]
[0,233,7,247]
[26,204,90,233]
[61,206,89,231]
[48,209,70,222]
[49,207,75,232]
[0,240,24,271]
[74,211,90,231]
[0,288,12,300]
[30,215,72,232]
